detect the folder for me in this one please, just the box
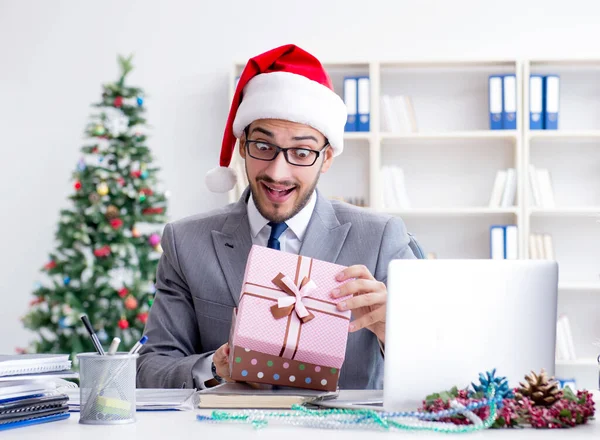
[543,75,560,130]
[502,74,517,129]
[529,75,544,130]
[343,77,358,132]
[505,225,518,259]
[357,76,370,132]
[490,225,506,259]
[488,75,503,130]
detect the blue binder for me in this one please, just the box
[529,75,544,130]
[489,225,506,259]
[356,76,370,132]
[343,77,358,132]
[543,75,560,130]
[488,75,503,130]
[502,74,517,129]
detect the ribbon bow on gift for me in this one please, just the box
[270,273,317,323]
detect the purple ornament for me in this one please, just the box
[149,233,161,247]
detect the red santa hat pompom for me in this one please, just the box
[206,44,348,193]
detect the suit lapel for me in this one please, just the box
[299,189,351,263]
[212,188,253,305]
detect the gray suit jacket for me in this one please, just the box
[136,188,416,389]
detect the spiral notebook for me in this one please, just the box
[0,355,72,378]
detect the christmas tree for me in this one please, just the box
[21,55,168,360]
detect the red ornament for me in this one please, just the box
[140,187,153,196]
[117,177,126,186]
[29,297,45,306]
[118,288,129,298]
[15,347,27,355]
[110,218,124,229]
[118,318,129,329]
[44,260,56,270]
[74,181,82,190]
[124,296,138,310]
[143,207,164,215]
[92,146,99,154]
[137,312,148,324]
[114,96,123,107]
[131,170,142,179]
[93,245,111,258]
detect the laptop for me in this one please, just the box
[317,259,558,411]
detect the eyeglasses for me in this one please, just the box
[245,140,330,167]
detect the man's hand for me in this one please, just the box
[213,342,235,382]
[330,265,387,343]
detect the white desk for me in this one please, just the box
[2,409,598,439]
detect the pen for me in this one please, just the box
[80,315,106,355]
[107,337,121,355]
[128,335,148,355]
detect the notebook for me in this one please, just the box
[0,355,71,377]
[66,388,198,411]
[197,382,338,409]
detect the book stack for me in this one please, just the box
[488,168,517,208]
[556,315,576,361]
[528,165,555,208]
[528,233,555,260]
[380,95,418,133]
[381,165,411,210]
[0,354,75,431]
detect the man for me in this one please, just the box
[137,44,416,390]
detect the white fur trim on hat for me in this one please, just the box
[232,72,347,156]
[205,166,237,193]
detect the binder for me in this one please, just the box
[488,75,503,130]
[356,76,370,132]
[505,225,518,259]
[343,77,358,132]
[502,74,517,129]
[489,225,506,259]
[529,75,544,130]
[543,75,560,130]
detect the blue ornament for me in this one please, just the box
[34,282,42,290]
[97,329,108,342]
[98,156,104,163]
[63,276,71,285]
[470,369,513,404]
[136,96,144,106]
[141,170,148,179]
[58,317,68,329]
[78,159,86,171]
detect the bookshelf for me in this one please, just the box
[227,58,599,388]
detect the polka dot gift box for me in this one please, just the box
[228,244,353,391]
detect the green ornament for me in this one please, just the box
[148,298,154,306]
[139,193,146,202]
[93,124,106,136]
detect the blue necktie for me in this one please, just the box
[267,222,288,251]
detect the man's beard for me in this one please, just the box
[247,164,322,223]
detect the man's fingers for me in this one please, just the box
[336,292,386,311]
[336,264,375,282]
[349,307,386,332]
[330,279,378,298]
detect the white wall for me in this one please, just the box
[2,0,600,353]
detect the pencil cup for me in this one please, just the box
[77,352,138,425]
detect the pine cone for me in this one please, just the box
[105,205,119,220]
[515,369,560,407]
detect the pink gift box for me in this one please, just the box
[228,245,352,391]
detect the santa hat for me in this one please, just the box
[206,44,348,193]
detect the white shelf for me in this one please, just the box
[529,207,600,217]
[343,132,371,141]
[559,283,600,292]
[380,207,518,217]
[556,358,598,367]
[380,130,517,141]
[529,130,600,140]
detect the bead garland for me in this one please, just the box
[196,385,499,433]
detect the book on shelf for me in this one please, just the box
[528,233,554,260]
[380,165,411,210]
[489,225,518,259]
[556,314,577,361]
[380,95,418,133]
[488,168,517,208]
[529,165,555,208]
